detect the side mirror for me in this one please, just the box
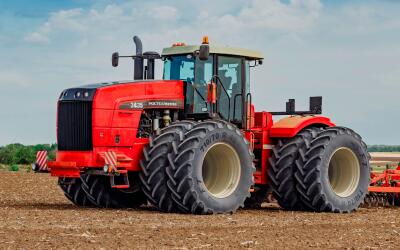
[112,52,119,67]
[199,44,209,61]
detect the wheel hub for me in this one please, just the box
[202,143,241,198]
[328,147,360,197]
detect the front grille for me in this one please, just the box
[57,101,93,151]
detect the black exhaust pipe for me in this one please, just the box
[112,36,160,80]
[133,36,143,80]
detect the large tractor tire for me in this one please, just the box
[139,121,196,212]
[268,128,321,210]
[166,120,255,214]
[81,173,146,208]
[58,176,93,206]
[244,185,270,209]
[295,127,370,212]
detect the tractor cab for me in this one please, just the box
[161,38,264,129]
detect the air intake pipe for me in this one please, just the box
[133,36,144,80]
[112,35,161,80]
[143,51,159,79]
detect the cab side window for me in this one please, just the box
[193,57,213,113]
[217,56,243,122]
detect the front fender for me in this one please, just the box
[269,115,335,138]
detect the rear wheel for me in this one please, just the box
[166,120,255,214]
[268,128,321,210]
[58,176,93,206]
[139,121,196,212]
[81,173,146,208]
[295,127,370,212]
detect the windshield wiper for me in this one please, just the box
[190,83,208,109]
[193,86,206,102]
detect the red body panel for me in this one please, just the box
[270,115,335,138]
[51,80,183,177]
[54,140,149,176]
[50,80,335,186]
[245,112,274,184]
[92,80,184,110]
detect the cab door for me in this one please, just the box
[216,56,245,127]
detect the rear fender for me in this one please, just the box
[269,116,335,138]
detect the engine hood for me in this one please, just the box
[59,80,185,110]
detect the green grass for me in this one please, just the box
[0,164,31,172]
[371,165,398,173]
[9,164,19,171]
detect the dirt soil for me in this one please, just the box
[1,171,399,249]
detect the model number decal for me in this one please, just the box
[119,100,183,110]
[200,132,227,152]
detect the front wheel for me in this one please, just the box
[166,120,255,214]
[81,173,146,208]
[58,176,93,206]
[139,121,196,212]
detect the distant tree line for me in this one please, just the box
[368,145,400,152]
[0,144,57,165]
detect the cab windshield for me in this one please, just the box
[163,55,195,82]
[163,54,213,113]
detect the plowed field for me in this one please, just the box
[0,171,399,249]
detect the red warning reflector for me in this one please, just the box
[36,151,48,171]
[104,151,118,169]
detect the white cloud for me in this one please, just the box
[0,70,31,87]
[323,3,400,36]
[24,8,86,44]
[2,0,400,145]
[23,0,323,46]
[234,0,322,31]
[150,6,179,20]
[46,8,86,32]
[24,32,50,44]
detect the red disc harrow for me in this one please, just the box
[365,153,400,206]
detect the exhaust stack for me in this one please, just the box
[133,36,144,80]
[112,35,161,80]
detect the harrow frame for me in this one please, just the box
[367,153,400,204]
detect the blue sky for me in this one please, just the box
[0,0,399,145]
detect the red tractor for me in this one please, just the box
[34,36,370,214]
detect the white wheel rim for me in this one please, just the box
[202,143,241,198]
[328,147,360,197]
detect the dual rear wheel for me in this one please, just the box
[269,126,370,212]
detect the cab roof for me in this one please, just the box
[161,45,263,60]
